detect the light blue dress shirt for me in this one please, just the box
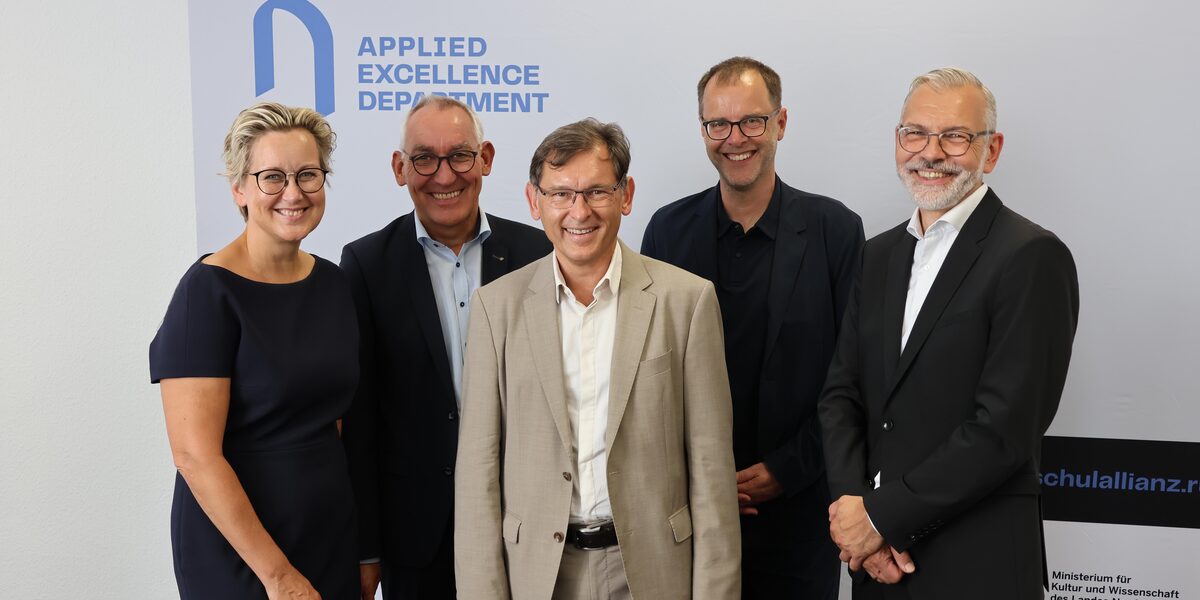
[414,211,492,409]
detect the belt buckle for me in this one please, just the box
[571,520,615,551]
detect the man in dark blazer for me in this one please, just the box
[820,67,1079,600]
[340,96,550,600]
[642,56,864,599]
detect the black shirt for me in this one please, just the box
[715,188,780,470]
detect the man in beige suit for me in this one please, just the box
[454,118,742,599]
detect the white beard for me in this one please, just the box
[897,148,988,212]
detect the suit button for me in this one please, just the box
[443,467,453,476]
[448,412,457,421]
[553,532,564,543]
[562,472,572,481]
[882,420,894,432]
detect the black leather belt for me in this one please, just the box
[566,520,618,550]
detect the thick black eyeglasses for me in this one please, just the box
[403,150,480,176]
[896,126,994,157]
[248,168,327,195]
[701,108,781,141]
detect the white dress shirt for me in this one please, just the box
[415,212,492,410]
[553,248,622,524]
[901,184,988,352]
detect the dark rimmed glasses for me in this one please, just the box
[701,108,782,141]
[403,150,480,176]
[896,126,994,157]
[248,168,328,195]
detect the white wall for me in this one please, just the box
[0,1,193,597]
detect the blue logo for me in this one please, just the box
[253,0,335,115]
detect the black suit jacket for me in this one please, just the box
[819,189,1079,599]
[642,177,864,562]
[340,211,551,567]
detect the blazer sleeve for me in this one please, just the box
[453,292,512,599]
[339,244,383,560]
[817,249,873,500]
[866,234,1079,552]
[684,283,742,599]
[764,208,865,495]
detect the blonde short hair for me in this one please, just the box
[222,102,336,218]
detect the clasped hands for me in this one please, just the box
[828,495,915,584]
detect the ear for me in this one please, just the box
[982,131,1004,174]
[231,177,248,211]
[478,140,496,176]
[392,150,407,186]
[775,106,788,141]
[525,181,541,221]
[620,176,635,216]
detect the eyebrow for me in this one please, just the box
[900,122,974,132]
[407,142,474,154]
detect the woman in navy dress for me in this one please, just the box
[150,102,357,599]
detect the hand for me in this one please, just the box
[859,546,915,584]
[828,495,884,568]
[736,463,784,515]
[265,567,321,599]
[359,563,381,600]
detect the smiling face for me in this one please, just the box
[896,84,1004,213]
[232,128,325,245]
[700,70,787,194]
[526,145,633,282]
[395,104,494,243]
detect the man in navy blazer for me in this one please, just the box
[642,56,863,599]
[820,67,1078,599]
[340,96,550,600]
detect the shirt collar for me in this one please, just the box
[906,183,989,240]
[553,244,623,306]
[715,182,781,240]
[414,209,492,248]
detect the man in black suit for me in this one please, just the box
[820,67,1079,599]
[340,96,550,600]
[641,56,864,599]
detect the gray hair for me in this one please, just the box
[903,66,997,131]
[401,95,485,149]
[528,118,631,186]
[222,102,336,219]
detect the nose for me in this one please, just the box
[566,192,595,221]
[725,124,751,145]
[917,134,948,162]
[431,159,458,185]
[281,174,304,201]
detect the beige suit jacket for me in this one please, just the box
[454,241,741,599]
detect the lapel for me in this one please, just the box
[480,225,510,284]
[884,190,1002,402]
[521,255,574,454]
[881,231,916,390]
[764,179,808,359]
[606,242,655,451]
[676,187,720,282]
[396,214,456,403]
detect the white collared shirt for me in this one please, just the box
[900,184,988,352]
[553,248,622,524]
[415,211,492,410]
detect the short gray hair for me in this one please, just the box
[903,66,997,131]
[528,118,631,186]
[222,102,336,219]
[401,95,485,149]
